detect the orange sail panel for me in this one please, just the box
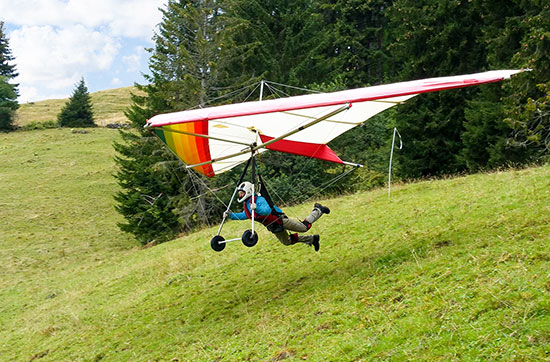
[154,121,214,177]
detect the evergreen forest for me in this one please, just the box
[114,0,550,243]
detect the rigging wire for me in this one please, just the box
[163,79,354,217]
[186,166,232,208]
[233,80,355,214]
[241,82,262,103]
[264,80,322,95]
[259,164,360,220]
[186,82,258,110]
[264,82,290,98]
[183,78,320,111]
[185,167,211,227]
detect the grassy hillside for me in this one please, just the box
[15,86,143,127]
[1,128,549,361]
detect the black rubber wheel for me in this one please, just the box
[241,229,258,247]
[210,235,226,252]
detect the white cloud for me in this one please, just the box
[1,0,166,102]
[0,0,163,40]
[11,24,119,87]
[105,0,164,39]
[122,47,147,73]
[0,1,66,28]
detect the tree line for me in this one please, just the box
[113,0,550,244]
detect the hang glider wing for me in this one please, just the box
[147,69,524,177]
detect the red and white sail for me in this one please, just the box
[147,69,524,177]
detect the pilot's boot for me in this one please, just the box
[293,233,320,251]
[314,203,330,214]
[311,234,320,251]
[302,203,330,227]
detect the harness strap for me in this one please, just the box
[242,199,283,229]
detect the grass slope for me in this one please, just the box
[1,129,549,361]
[15,86,143,127]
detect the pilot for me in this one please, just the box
[225,181,330,251]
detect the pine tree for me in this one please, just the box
[114,0,231,243]
[0,21,17,79]
[386,0,490,178]
[146,0,227,109]
[222,0,331,89]
[459,2,532,171]
[503,2,550,159]
[58,78,95,127]
[0,76,18,131]
[306,0,392,88]
[0,21,19,132]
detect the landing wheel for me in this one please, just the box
[241,229,258,247]
[210,235,226,252]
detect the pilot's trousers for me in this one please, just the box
[273,207,323,245]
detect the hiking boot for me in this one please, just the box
[312,234,320,252]
[314,203,330,215]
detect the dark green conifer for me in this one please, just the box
[0,21,19,132]
[113,0,228,243]
[58,78,95,127]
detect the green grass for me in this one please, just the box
[15,86,143,127]
[1,128,550,361]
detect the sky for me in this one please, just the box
[1,0,167,103]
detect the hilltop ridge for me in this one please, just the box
[15,86,144,127]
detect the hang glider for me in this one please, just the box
[146,69,524,177]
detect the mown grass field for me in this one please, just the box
[15,86,143,127]
[1,128,549,361]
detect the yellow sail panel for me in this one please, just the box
[153,121,214,177]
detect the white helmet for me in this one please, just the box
[237,181,254,203]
